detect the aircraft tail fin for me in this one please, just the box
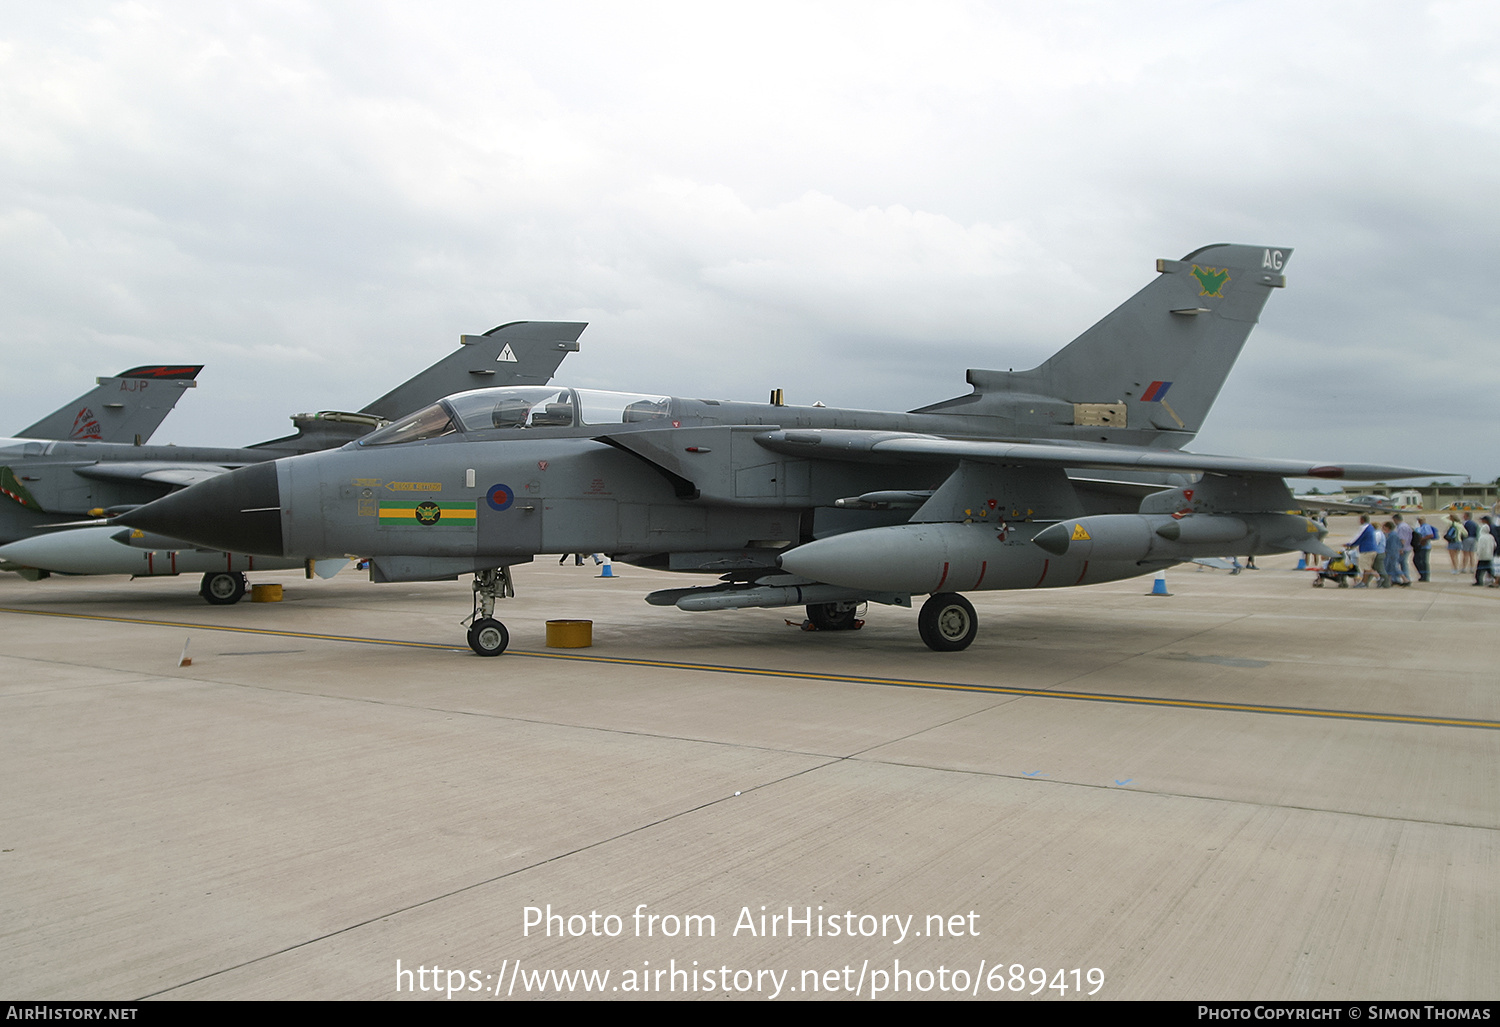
[17,365,202,445]
[915,244,1291,448]
[359,321,585,422]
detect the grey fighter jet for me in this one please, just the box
[120,245,1435,652]
[13,364,202,445]
[0,322,582,600]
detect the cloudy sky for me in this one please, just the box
[3,1,1498,482]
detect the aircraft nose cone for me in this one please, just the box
[120,462,285,556]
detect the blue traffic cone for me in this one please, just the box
[1149,571,1171,596]
[1296,555,1307,570]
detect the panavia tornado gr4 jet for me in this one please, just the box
[120,244,1434,653]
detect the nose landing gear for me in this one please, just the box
[467,618,510,656]
[466,566,515,656]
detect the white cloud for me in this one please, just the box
[0,0,1496,478]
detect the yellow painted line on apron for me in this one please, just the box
[1,606,454,650]
[4,606,1495,730]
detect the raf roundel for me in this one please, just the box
[486,483,515,512]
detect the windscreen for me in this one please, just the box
[358,403,457,446]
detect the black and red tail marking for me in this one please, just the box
[116,365,204,380]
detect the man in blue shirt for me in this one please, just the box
[1349,515,1380,588]
[1413,516,1438,582]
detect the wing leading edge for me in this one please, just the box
[753,428,1440,482]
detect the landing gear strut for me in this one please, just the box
[917,592,977,651]
[467,566,515,656]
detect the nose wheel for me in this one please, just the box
[467,618,509,656]
[467,566,515,656]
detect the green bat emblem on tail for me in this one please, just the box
[1191,265,1230,297]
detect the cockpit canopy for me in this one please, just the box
[358,387,672,446]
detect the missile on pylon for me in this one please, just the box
[645,578,908,611]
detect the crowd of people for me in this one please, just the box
[1321,511,1500,588]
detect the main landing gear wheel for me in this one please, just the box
[200,571,247,605]
[806,601,862,631]
[917,592,977,652]
[467,617,509,657]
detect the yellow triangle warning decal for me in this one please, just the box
[497,344,518,362]
[1071,524,1091,541]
